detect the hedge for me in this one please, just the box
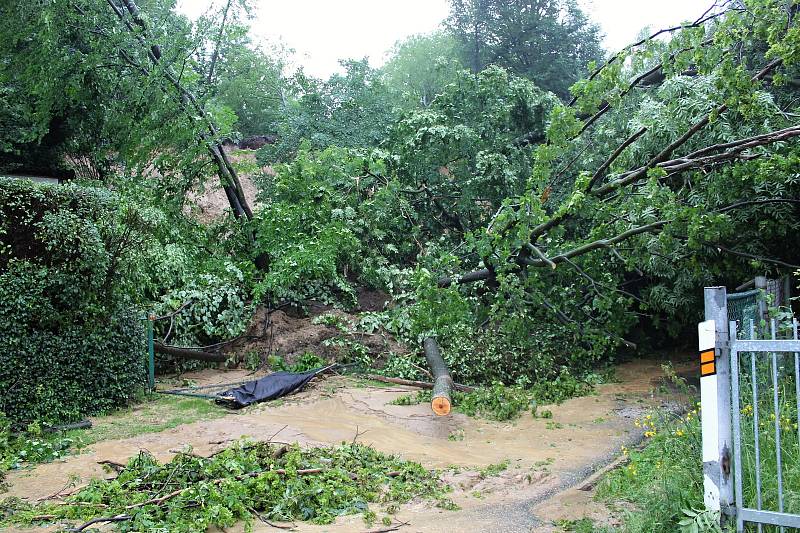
[0,178,145,427]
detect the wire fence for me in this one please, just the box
[726,277,798,531]
[730,318,800,532]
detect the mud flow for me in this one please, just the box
[4,358,691,533]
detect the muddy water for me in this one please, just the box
[4,358,689,532]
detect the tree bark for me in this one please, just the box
[154,341,227,363]
[423,337,454,416]
[207,0,232,85]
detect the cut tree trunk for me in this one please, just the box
[154,342,227,363]
[423,337,454,416]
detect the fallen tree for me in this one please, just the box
[438,64,795,289]
[423,338,454,416]
[153,341,227,363]
[431,1,800,309]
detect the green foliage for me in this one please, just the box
[381,31,463,109]
[0,0,218,181]
[0,419,81,487]
[251,145,422,302]
[478,459,509,477]
[601,349,800,532]
[3,441,456,531]
[390,374,592,421]
[258,60,400,163]
[455,384,537,421]
[0,179,146,427]
[1,431,78,475]
[557,518,600,532]
[251,161,360,305]
[206,14,288,138]
[376,265,620,385]
[4,0,800,420]
[597,409,707,532]
[154,260,251,345]
[388,66,558,237]
[445,0,603,99]
[268,352,326,373]
[677,508,723,533]
[389,392,428,406]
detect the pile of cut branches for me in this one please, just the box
[2,441,456,532]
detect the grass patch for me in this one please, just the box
[0,395,227,485]
[556,518,599,532]
[63,394,227,447]
[595,407,707,533]
[478,459,509,478]
[2,440,457,531]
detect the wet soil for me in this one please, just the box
[185,149,263,223]
[225,306,406,366]
[4,358,691,532]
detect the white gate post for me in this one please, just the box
[700,287,734,520]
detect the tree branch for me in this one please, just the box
[587,126,647,190]
[702,242,800,270]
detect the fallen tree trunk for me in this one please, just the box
[363,374,476,393]
[45,420,92,433]
[423,337,454,416]
[154,341,227,363]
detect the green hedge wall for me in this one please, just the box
[0,178,145,427]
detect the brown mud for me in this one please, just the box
[4,358,691,532]
[225,303,405,366]
[185,148,264,223]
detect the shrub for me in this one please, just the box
[0,178,145,427]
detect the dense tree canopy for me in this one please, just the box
[445,0,604,99]
[381,31,463,109]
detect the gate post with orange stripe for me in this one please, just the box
[700,287,734,523]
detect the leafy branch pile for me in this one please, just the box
[390,373,592,421]
[2,440,456,532]
[0,415,80,487]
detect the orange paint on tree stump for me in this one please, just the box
[431,396,451,416]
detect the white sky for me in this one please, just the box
[176,0,709,79]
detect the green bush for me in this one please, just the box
[0,178,145,427]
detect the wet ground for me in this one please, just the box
[4,358,691,532]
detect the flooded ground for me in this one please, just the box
[3,357,691,532]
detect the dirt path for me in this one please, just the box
[4,358,690,532]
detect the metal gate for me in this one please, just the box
[701,283,800,532]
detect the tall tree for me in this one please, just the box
[445,0,604,99]
[258,59,398,164]
[381,31,462,109]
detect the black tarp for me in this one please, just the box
[215,368,324,408]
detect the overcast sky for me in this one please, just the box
[176,0,708,79]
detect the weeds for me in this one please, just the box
[0,419,80,484]
[268,352,327,372]
[596,408,706,532]
[597,352,800,532]
[479,460,509,478]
